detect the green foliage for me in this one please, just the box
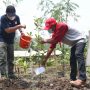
[2,0,23,6]
[16,0,23,3]
[58,46,70,64]
[34,17,44,30]
[47,61,53,66]
[14,57,30,73]
[31,35,45,51]
[15,57,29,68]
[38,0,79,22]
[38,0,55,17]
[30,17,47,66]
[30,34,46,65]
[30,55,44,65]
[86,66,90,76]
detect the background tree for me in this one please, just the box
[37,0,80,76]
[2,0,23,6]
[38,0,79,22]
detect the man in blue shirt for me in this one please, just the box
[1,5,26,79]
[0,17,7,81]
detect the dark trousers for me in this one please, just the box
[7,44,14,76]
[70,42,86,81]
[0,42,7,76]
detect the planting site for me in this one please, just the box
[0,65,90,90]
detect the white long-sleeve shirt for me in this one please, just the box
[62,26,86,46]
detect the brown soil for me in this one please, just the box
[0,67,90,90]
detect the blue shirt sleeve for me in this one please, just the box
[1,16,10,30]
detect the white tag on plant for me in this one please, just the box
[34,67,45,75]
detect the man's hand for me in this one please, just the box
[41,47,54,67]
[39,39,47,44]
[40,40,45,44]
[22,24,26,29]
[18,24,26,29]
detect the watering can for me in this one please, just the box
[19,32,32,49]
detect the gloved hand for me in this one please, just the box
[19,24,26,29]
[39,39,45,44]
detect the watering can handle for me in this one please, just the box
[20,32,25,36]
[19,30,25,35]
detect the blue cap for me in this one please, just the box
[6,5,16,17]
[7,13,16,17]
